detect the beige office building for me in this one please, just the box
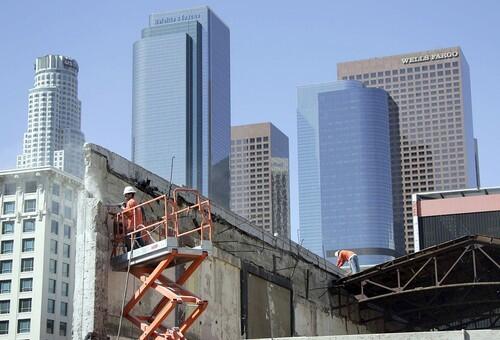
[338,47,479,254]
[230,123,290,238]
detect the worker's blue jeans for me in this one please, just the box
[349,255,360,274]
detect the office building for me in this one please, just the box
[0,167,81,339]
[297,81,395,265]
[338,47,479,254]
[132,7,231,207]
[231,123,290,238]
[413,187,500,251]
[17,55,85,179]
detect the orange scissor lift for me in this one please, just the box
[111,188,212,340]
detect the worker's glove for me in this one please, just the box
[121,202,126,209]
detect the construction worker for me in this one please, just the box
[122,186,149,250]
[334,249,360,274]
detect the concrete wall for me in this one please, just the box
[73,144,379,340]
[257,330,500,340]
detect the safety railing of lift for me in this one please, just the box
[112,188,213,256]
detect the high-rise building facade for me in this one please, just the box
[17,55,85,179]
[338,47,479,254]
[230,123,290,238]
[297,81,395,265]
[0,167,81,339]
[132,7,230,207]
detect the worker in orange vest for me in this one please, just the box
[335,249,360,274]
[122,186,150,250]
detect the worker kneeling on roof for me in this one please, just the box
[122,186,151,250]
[335,249,360,274]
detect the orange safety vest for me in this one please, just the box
[336,250,356,267]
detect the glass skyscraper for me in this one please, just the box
[132,7,230,207]
[297,81,395,265]
[17,55,85,179]
[338,47,479,254]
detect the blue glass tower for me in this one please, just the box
[132,7,230,207]
[297,81,395,265]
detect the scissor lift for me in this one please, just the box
[111,188,212,340]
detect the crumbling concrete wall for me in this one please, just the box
[73,144,379,340]
[256,329,500,340]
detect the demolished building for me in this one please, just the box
[73,144,381,340]
[72,143,500,340]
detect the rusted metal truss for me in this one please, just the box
[332,235,500,331]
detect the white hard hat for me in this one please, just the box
[123,186,136,195]
[334,250,340,257]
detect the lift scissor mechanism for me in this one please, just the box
[111,188,212,340]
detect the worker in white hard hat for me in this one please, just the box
[334,249,360,274]
[122,186,149,250]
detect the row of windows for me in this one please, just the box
[47,299,68,316]
[0,298,32,313]
[0,319,31,335]
[0,278,33,293]
[48,279,70,296]
[46,319,68,336]
[0,239,34,254]
[0,258,33,273]
[231,136,269,145]
[2,220,35,234]
[2,183,74,200]
[48,260,70,277]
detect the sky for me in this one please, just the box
[1,0,499,242]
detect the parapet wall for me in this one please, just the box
[73,144,380,340]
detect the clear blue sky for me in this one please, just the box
[1,0,499,241]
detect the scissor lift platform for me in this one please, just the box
[112,188,213,340]
[111,238,212,272]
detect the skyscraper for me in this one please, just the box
[338,47,479,254]
[132,7,230,207]
[17,55,85,179]
[297,81,395,265]
[230,123,290,238]
[0,167,81,339]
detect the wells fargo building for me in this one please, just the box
[338,47,479,254]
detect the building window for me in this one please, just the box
[50,240,58,255]
[60,301,68,316]
[46,319,54,334]
[23,219,35,232]
[64,189,72,201]
[51,201,59,215]
[22,238,34,252]
[0,260,12,274]
[51,220,59,235]
[24,199,36,213]
[1,240,13,254]
[1,221,14,234]
[3,183,16,195]
[64,225,71,239]
[18,298,31,313]
[52,183,60,196]
[62,263,70,278]
[0,300,9,314]
[17,319,30,333]
[0,281,11,294]
[61,282,69,297]
[48,279,56,294]
[0,320,8,335]
[2,201,15,215]
[47,299,55,313]
[25,181,37,193]
[19,278,33,292]
[21,258,34,272]
[49,260,57,274]
[59,321,67,336]
[63,244,70,258]
[64,206,71,219]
